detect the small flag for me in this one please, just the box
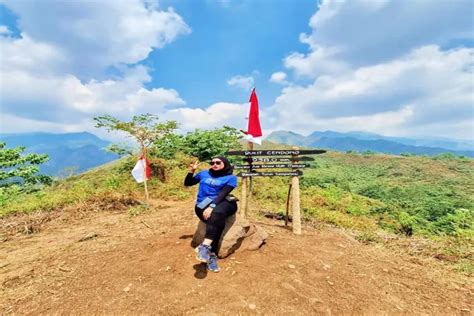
[244,88,262,144]
[131,155,151,183]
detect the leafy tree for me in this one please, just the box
[94,114,178,202]
[151,126,242,162]
[181,126,242,161]
[94,114,178,153]
[105,143,135,157]
[151,133,185,159]
[0,142,52,197]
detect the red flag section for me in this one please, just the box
[245,88,262,144]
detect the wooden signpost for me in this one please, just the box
[228,149,326,156]
[226,147,326,235]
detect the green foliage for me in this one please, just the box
[151,133,184,159]
[0,142,52,206]
[182,126,242,161]
[291,153,474,238]
[155,126,242,162]
[398,211,416,236]
[432,153,459,160]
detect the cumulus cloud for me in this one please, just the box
[1,67,186,122]
[1,0,190,78]
[0,0,190,133]
[270,0,474,139]
[227,75,255,91]
[286,0,473,78]
[269,72,289,85]
[164,102,249,131]
[271,45,473,137]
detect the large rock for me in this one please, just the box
[191,214,268,258]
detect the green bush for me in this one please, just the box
[398,211,416,236]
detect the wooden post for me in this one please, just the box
[291,147,301,235]
[246,142,254,218]
[240,142,253,218]
[141,143,149,204]
[240,177,247,218]
[285,183,292,226]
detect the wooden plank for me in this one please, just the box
[227,149,326,156]
[242,156,315,163]
[234,164,310,169]
[237,170,303,177]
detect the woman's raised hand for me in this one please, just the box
[188,160,200,173]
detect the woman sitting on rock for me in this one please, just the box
[184,156,238,272]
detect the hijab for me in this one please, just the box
[208,156,233,177]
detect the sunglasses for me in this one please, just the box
[210,161,223,166]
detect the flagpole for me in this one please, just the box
[247,87,256,217]
[247,142,254,218]
[241,87,259,218]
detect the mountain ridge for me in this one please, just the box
[266,130,474,157]
[0,132,117,176]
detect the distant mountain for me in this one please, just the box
[266,131,474,157]
[0,132,118,176]
[309,131,474,151]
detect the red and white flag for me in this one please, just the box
[131,155,151,183]
[244,88,262,144]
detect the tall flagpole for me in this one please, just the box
[246,141,253,218]
[240,87,260,218]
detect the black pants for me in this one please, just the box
[195,200,237,254]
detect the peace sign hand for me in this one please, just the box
[188,160,200,173]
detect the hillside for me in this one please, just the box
[0,132,117,176]
[0,151,473,313]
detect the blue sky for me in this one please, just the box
[0,0,473,141]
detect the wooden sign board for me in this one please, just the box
[237,170,303,177]
[227,149,326,156]
[242,156,315,163]
[234,164,310,169]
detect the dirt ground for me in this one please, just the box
[1,199,473,315]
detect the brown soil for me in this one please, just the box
[1,200,473,315]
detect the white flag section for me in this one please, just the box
[131,157,150,183]
[244,133,262,145]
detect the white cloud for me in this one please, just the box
[0,0,190,133]
[165,102,249,131]
[285,0,473,78]
[227,75,255,91]
[270,45,473,139]
[269,72,288,85]
[269,0,474,140]
[0,25,10,35]
[1,0,191,78]
[1,62,185,123]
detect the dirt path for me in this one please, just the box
[1,200,473,315]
